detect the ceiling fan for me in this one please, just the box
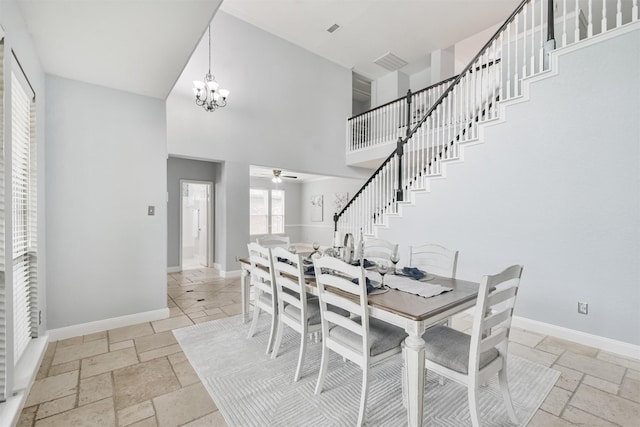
[272,169,297,183]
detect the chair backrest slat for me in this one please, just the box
[480,328,509,353]
[469,265,523,370]
[361,238,398,264]
[271,246,307,318]
[487,286,518,307]
[248,242,276,299]
[409,244,458,278]
[483,308,511,331]
[324,311,365,336]
[313,256,370,352]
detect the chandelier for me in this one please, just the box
[192,24,229,112]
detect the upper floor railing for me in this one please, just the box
[335,0,638,237]
[347,77,455,153]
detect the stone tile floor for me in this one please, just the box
[17,268,640,426]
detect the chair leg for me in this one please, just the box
[294,330,307,382]
[247,303,261,339]
[499,366,518,423]
[314,341,329,395]
[265,308,277,355]
[468,380,481,427]
[357,365,370,427]
[270,316,284,360]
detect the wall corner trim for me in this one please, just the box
[167,266,181,273]
[46,308,170,342]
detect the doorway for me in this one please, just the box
[180,180,213,270]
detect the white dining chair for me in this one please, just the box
[421,264,524,427]
[246,242,278,355]
[409,243,458,278]
[360,238,398,264]
[256,234,290,249]
[313,256,408,427]
[270,246,322,381]
[409,243,459,327]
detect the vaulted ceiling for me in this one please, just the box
[17,0,223,99]
[16,0,520,101]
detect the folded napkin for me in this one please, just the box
[384,274,453,299]
[351,277,375,294]
[352,259,374,268]
[402,267,425,280]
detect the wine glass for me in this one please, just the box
[377,261,389,288]
[288,246,297,254]
[390,253,400,274]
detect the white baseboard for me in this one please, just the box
[167,266,181,273]
[512,316,640,360]
[47,308,170,342]
[220,269,241,278]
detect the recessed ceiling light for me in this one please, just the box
[327,24,340,33]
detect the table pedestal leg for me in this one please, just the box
[404,324,426,427]
[240,267,250,323]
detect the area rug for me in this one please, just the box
[174,315,559,426]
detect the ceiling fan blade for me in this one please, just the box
[283,175,297,179]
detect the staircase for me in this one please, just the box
[335,0,638,238]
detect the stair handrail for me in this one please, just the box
[347,75,457,123]
[335,0,553,231]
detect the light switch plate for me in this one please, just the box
[148,205,155,216]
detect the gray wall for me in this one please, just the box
[167,157,219,269]
[378,30,640,345]
[166,11,370,272]
[46,76,167,329]
[300,177,363,246]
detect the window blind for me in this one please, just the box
[11,69,37,366]
[0,34,6,403]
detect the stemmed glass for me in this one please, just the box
[390,253,400,274]
[377,261,389,288]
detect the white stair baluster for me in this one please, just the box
[539,0,545,73]
[531,0,536,76]
[523,3,528,78]
[616,0,622,27]
[563,0,568,47]
[588,0,593,37]
[602,0,608,33]
[506,21,512,99]
[574,0,581,43]
[514,11,520,96]
[634,0,638,21]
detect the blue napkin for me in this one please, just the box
[352,259,374,268]
[402,267,425,280]
[351,277,375,294]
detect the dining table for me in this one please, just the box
[238,256,481,427]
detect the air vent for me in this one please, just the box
[327,23,340,33]
[373,52,408,71]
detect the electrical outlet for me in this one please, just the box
[148,205,155,216]
[578,302,588,315]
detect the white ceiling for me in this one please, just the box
[17,0,223,99]
[16,0,521,101]
[219,0,520,79]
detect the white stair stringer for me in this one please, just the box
[367,19,640,238]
